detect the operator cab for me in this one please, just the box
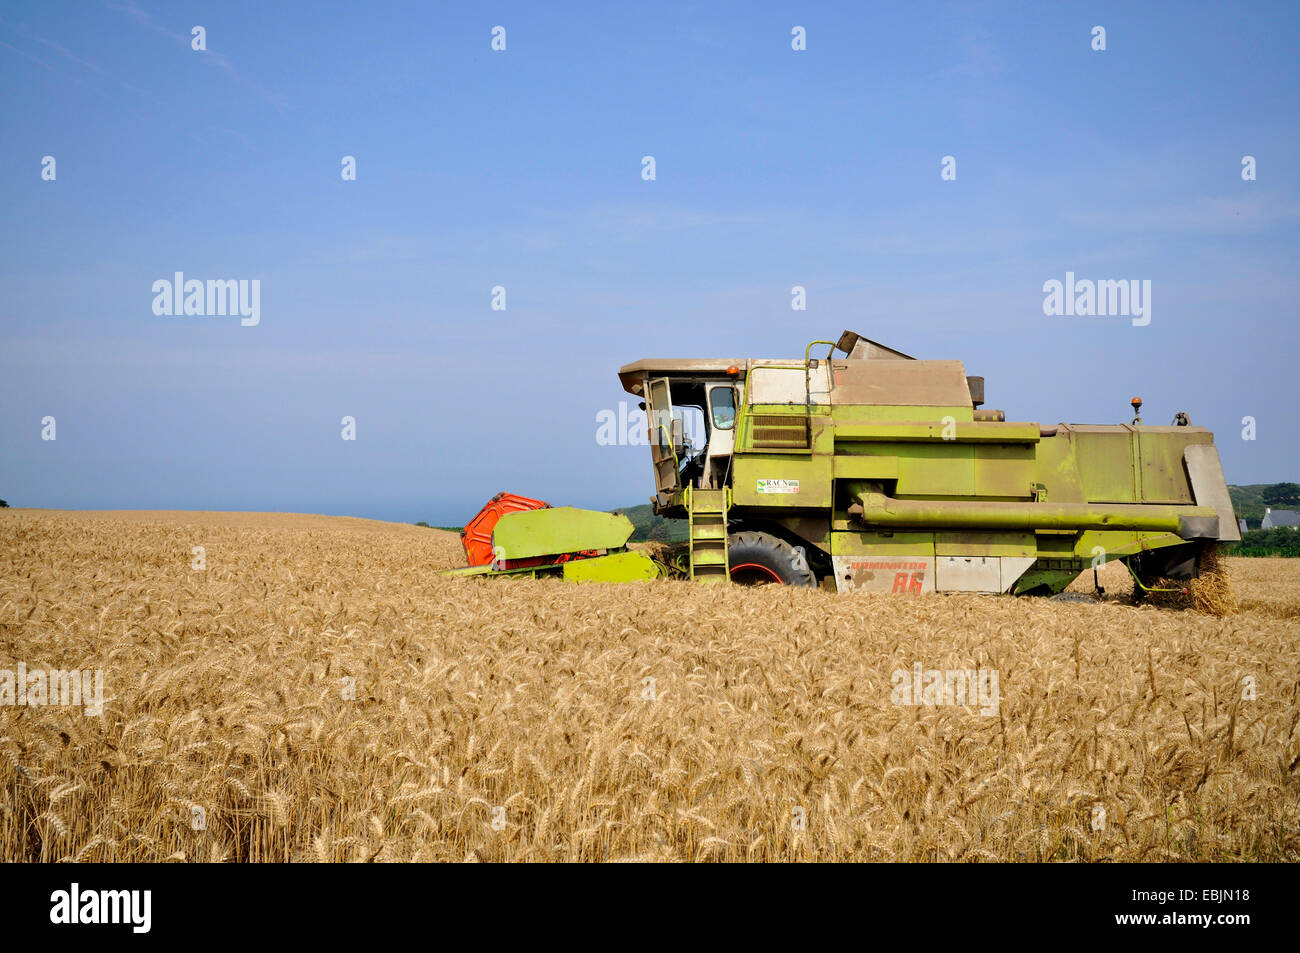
[617,334,919,510]
[617,359,747,504]
[653,379,738,490]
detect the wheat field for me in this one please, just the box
[1,509,1297,862]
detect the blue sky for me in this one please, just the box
[2,1,1297,523]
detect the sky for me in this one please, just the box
[1,1,1297,524]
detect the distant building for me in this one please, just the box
[1261,507,1300,530]
[1239,518,1249,534]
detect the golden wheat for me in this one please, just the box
[1,509,1297,862]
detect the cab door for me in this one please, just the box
[647,378,680,496]
[701,383,736,488]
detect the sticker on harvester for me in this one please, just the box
[756,479,799,494]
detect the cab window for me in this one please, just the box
[710,386,736,430]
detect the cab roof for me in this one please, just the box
[617,359,751,396]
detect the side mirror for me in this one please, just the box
[671,418,684,456]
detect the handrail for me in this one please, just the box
[656,421,680,484]
[804,339,838,363]
[738,340,837,450]
[803,339,837,423]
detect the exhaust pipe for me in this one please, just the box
[845,482,1219,539]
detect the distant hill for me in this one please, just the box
[1229,485,1267,524]
[1228,484,1299,529]
[610,503,688,542]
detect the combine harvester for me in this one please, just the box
[444,330,1239,597]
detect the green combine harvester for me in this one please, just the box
[444,330,1239,597]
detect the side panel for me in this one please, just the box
[933,531,1036,557]
[832,553,1037,594]
[830,530,932,592]
[895,443,975,497]
[494,508,634,559]
[562,551,663,582]
[1062,425,1213,508]
[731,452,832,507]
[1001,556,1037,591]
[1074,428,1137,502]
[747,363,832,406]
[935,555,1001,592]
[829,360,973,408]
[1184,444,1241,542]
[1139,430,1196,503]
[974,443,1037,499]
[1033,433,1086,502]
[831,554,935,594]
[831,529,935,558]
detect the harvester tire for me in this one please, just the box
[727,531,817,587]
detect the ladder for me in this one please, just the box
[688,487,730,582]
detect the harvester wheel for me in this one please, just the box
[727,531,817,587]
